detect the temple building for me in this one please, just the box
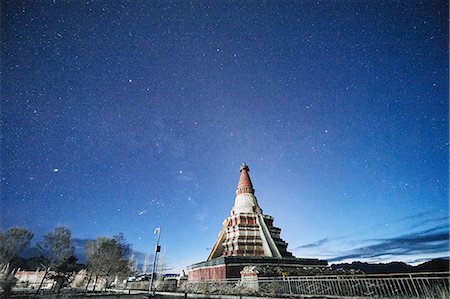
[188,164,327,280]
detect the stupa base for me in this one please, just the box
[187,256,328,281]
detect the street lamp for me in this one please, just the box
[149,227,161,295]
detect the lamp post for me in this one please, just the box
[149,227,161,295]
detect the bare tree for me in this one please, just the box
[128,253,137,274]
[142,253,151,274]
[0,228,33,296]
[85,234,134,291]
[0,228,33,267]
[36,226,74,295]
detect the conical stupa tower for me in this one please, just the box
[188,164,327,280]
[208,163,294,259]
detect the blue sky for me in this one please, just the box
[1,1,448,272]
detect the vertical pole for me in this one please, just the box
[287,277,292,297]
[149,227,161,295]
[407,274,420,298]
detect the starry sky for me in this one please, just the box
[1,1,448,272]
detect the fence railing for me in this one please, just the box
[184,272,450,298]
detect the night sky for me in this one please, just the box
[1,1,448,271]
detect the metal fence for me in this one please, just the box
[185,272,450,298]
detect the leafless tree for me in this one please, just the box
[35,226,74,295]
[0,228,33,296]
[0,227,33,267]
[85,234,134,291]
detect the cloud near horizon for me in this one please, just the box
[295,238,330,250]
[329,225,449,263]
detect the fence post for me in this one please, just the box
[287,277,293,297]
[409,274,420,298]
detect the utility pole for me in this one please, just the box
[149,227,161,295]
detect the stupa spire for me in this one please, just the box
[236,163,254,195]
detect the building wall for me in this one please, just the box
[15,270,54,289]
[188,265,227,281]
[226,265,246,278]
[188,264,252,280]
